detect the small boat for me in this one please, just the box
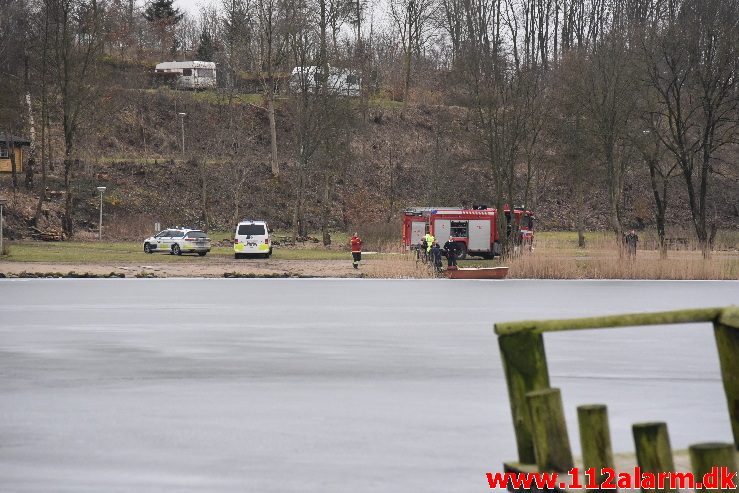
[443,266,509,279]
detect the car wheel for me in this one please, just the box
[173,244,182,256]
[144,243,153,254]
[456,242,468,260]
[198,252,207,257]
[263,252,271,259]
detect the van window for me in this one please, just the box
[183,68,193,76]
[238,224,266,236]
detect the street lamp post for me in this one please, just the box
[0,198,6,256]
[178,112,186,159]
[96,187,107,240]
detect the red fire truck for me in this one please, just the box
[401,205,534,259]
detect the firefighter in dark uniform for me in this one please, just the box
[443,236,458,268]
[430,242,443,273]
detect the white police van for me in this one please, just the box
[234,220,272,259]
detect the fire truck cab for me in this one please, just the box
[402,205,534,259]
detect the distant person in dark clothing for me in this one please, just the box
[624,230,639,258]
[444,237,458,268]
[430,242,443,273]
[350,232,362,269]
[420,237,428,262]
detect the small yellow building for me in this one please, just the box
[0,135,31,173]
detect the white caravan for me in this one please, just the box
[289,66,360,97]
[154,61,217,89]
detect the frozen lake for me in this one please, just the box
[0,279,737,492]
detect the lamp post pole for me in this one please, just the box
[178,112,186,159]
[96,187,106,240]
[0,198,6,256]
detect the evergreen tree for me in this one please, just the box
[196,28,215,61]
[143,0,183,24]
[143,0,183,56]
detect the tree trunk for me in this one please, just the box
[267,94,279,177]
[293,157,307,240]
[321,171,332,246]
[7,135,17,190]
[63,156,74,237]
[25,62,36,190]
[199,160,208,230]
[648,160,668,259]
[576,178,585,248]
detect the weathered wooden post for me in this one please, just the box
[499,331,551,464]
[632,422,677,493]
[526,387,574,472]
[578,404,615,489]
[713,307,739,450]
[688,442,737,493]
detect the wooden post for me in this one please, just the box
[526,387,574,472]
[632,422,677,493]
[499,332,551,464]
[578,404,615,489]
[714,307,739,450]
[688,442,737,493]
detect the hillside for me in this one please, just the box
[2,83,737,243]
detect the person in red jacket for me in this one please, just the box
[350,232,362,269]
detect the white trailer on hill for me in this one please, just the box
[289,65,360,97]
[154,61,217,89]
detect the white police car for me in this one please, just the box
[234,220,272,259]
[143,228,211,256]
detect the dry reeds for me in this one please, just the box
[362,252,438,279]
[508,238,738,280]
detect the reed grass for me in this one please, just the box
[508,235,739,280]
[362,253,437,279]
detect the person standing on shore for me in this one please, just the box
[430,242,443,273]
[444,237,458,268]
[625,230,639,258]
[350,232,362,269]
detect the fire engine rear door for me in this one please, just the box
[410,221,426,245]
[468,220,491,251]
[433,219,451,241]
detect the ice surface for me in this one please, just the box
[0,279,736,492]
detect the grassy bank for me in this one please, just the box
[2,240,350,262]
[3,231,737,280]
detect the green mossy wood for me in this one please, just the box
[688,442,737,493]
[632,422,677,493]
[499,332,550,464]
[494,307,724,336]
[495,306,739,456]
[715,308,739,450]
[578,404,615,486]
[526,388,574,472]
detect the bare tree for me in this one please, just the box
[46,0,103,236]
[578,32,637,244]
[644,0,739,257]
[389,0,437,104]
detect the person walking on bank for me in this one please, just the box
[625,230,639,258]
[350,232,362,269]
[444,236,458,268]
[430,242,443,273]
